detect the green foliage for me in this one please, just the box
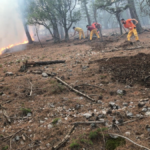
[89,130,99,139]
[0,64,2,68]
[106,137,126,150]
[2,146,8,150]
[52,118,60,125]
[70,141,80,149]
[80,139,93,145]
[21,108,32,116]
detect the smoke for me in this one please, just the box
[0,0,28,53]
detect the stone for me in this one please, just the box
[97,100,102,104]
[83,113,92,119]
[109,102,116,107]
[90,123,96,128]
[20,141,25,145]
[142,107,147,112]
[75,104,80,110]
[46,143,51,148]
[48,124,53,129]
[138,102,145,108]
[126,112,133,118]
[117,89,126,95]
[6,72,13,76]
[42,72,48,77]
[123,102,128,107]
[15,136,20,141]
[125,132,130,136]
[40,120,44,124]
[145,112,150,116]
[146,125,150,132]
[27,113,32,117]
[82,66,89,70]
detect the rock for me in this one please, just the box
[99,95,103,100]
[15,136,20,141]
[107,109,112,115]
[6,72,13,76]
[90,123,96,128]
[27,113,32,117]
[142,107,147,112]
[126,112,133,118]
[138,102,146,108]
[125,85,131,88]
[46,143,51,148]
[145,112,150,116]
[40,120,44,124]
[123,102,128,107]
[48,124,53,129]
[125,132,130,136]
[117,89,126,95]
[82,66,89,70]
[83,113,92,119]
[75,104,80,110]
[20,141,25,145]
[109,102,116,107]
[146,125,150,132]
[97,100,102,104]
[42,72,48,77]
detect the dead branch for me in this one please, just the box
[55,77,96,102]
[29,81,33,96]
[109,133,150,150]
[19,60,65,72]
[52,125,75,150]
[3,110,11,123]
[74,84,105,91]
[72,121,105,125]
[0,54,12,59]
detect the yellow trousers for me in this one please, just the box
[127,28,139,41]
[90,29,100,40]
[79,30,85,39]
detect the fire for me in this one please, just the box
[0,38,34,55]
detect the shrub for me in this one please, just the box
[52,118,60,125]
[70,141,80,149]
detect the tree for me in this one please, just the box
[80,0,91,25]
[95,0,128,34]
[18,0,33,44]
[140,0,150,16]
[127,0,143,33]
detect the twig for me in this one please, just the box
[0,54,12,59]
[72,121,105,125]
[29,81,33,96]
[109,133,150,150]
[55,77,96,102]
[52,125,75,150]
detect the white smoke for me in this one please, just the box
[0,0,28,51]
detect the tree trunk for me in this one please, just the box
[127,0,143,33]
[59,25,65,39]
[83,0,91,25]
[64,28,69,41]
[23,22,33,44]
[116,13,123,35]
[53,24,60,43]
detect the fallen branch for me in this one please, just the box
[109,133,150,150]
[74,84,105,91]
[19,60,65,72]
[72,121,105,125]
[0,54,12,59]
[52,125,75,150]
[55,77,96,102]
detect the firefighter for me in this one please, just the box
[92,22,101,34]
[86,25,100,40]
[121,18,139,42]
[73,27,85,40]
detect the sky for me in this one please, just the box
[0,0,27,50]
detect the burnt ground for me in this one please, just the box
[1,30,150,150]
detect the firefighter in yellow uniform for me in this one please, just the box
[73,27,85,39]
[121,18,139,41]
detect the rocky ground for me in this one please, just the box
[1,30,150,150]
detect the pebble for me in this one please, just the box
[138,102,145,108]
[27,113,32,117]
[126,112,133,118]
[146,125,150,132]
[117,89,124,95]
[48,124,53,129]
[123,102,128,107]
[83,113,92,119]
[46,143,51,148]
[40,120,44,124]
[42,72,48,77]
[97,100,102,104]
[90,123,96,128]
[145,112,150,116]
[125,131,130,136]
[6,72,13,76]
[15,136,20,141]
[142,107,147,112]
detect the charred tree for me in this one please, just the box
[127,0,143,33]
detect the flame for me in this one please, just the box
[0,37,34,55]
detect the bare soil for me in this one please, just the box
[1,31,150,150]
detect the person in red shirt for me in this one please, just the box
[86,25,100,40]
[121,18,139,41]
